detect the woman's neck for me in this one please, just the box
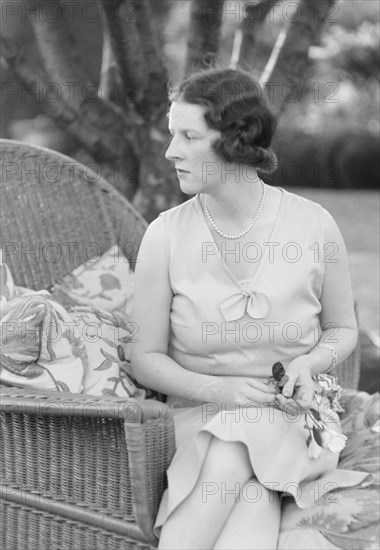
[202,176,265,225]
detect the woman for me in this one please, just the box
[131,68,369,549]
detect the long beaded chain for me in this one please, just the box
[203,181,265,239]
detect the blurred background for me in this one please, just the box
[2,0,379,191]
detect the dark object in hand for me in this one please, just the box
[271,362,289,395]
[272,362,285,382]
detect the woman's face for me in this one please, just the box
[166,101,223,195]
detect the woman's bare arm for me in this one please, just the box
[306,209,358,376]
[131,219,218,402]
[280,209,358,407]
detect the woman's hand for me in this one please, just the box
[217,377,277,408]
[276,356,315,413]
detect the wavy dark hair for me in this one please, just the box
[169,68,278,174]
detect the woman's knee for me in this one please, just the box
[238,479,280,510]
[202,438,253,481]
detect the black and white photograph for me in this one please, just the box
[1,1,379,549]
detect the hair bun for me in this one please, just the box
[170,68,278,173]
[252,146,278,174]
[214,138,277,174]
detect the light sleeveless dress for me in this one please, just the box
[148,186,371,536]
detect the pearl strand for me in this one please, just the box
[203,181,265,240]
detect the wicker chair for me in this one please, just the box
[0,139,176,550]
[0,139,361,550]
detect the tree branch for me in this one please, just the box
[99,16,126,106]
[235,0,279,69]
[2,30,139,198]
[260,0,338,117]
[100,0,147,107]
[22,0,140,196]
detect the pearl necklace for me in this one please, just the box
[203,181,265,240]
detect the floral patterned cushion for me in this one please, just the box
[0,292,85,393]
[1,249,163,400]
[51,244,134,318]
[68,305,143,398]
[278,390,380,550]
[0,292,142,399]
[1,248,141,397]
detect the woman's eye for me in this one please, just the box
[185,134,195,140]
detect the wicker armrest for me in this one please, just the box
[331,303,361,391]
[0,386,176,546]
[333,344,361,390]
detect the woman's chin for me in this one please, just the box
[178,178,200,195]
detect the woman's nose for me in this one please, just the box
[165,136,183,162]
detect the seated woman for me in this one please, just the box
[131,68,369,550]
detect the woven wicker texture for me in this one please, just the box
[0,139,147,289]
[332,341,361,391]
[0,380,175,548]
[1,502,155,550]
[0,139,361,549]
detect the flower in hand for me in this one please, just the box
[268,362,347,459]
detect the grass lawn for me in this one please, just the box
[285,187,379,338]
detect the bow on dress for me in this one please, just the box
[219,288,270,321]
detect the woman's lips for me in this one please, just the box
[176,168,190,175]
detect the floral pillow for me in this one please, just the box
[1,250,160,401]
[51,244,134,318]
[0,291,142,399]
[0,292,85,393]
[1,250,84,392]
[68,305,143,399]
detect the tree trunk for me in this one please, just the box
[100,0,168,122]
[100,0,183,221]
[135,0,169,121]
[185,0,225,75]
[131,118,186,222]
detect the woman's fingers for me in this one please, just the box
[245,378,277,393]
[281,377,295,398]
[242,388,277,404]
[282,373,314,409]
[275,394,303,415]
[276,385,314,413]
[294,386,314,409]
[256,391,277,403]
